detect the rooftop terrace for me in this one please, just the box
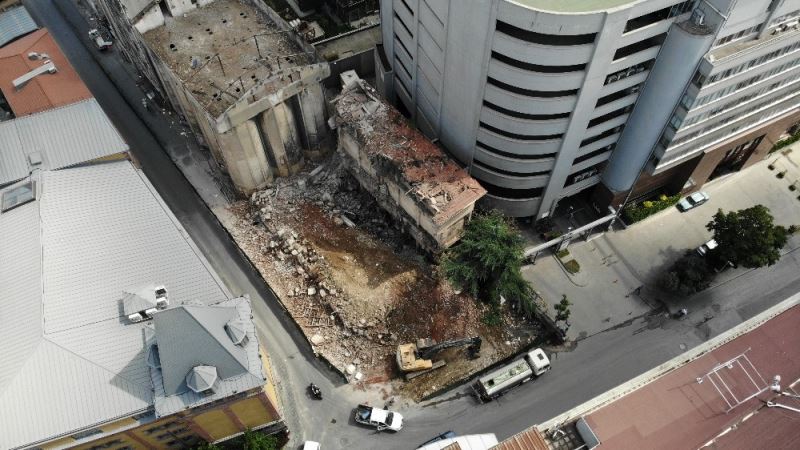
[143,0,317,117]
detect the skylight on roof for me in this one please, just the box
[1,180,35,212]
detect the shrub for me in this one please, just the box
[770,130,800,153]
[777,170,787,179]
[563,259,580,274]
[622,194,682,223]
[556,249,570,259]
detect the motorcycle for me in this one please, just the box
[308,383,322,400]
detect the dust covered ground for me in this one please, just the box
[228,154,539,400]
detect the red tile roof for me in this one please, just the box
[0,28,92,116]
[492,427,549,450]
[584,306,800,450]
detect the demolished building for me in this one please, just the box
[332,71,486,252]
[94,0,330,192]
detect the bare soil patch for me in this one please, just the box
[227,154,538,400]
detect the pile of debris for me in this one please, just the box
[228,152,537,389]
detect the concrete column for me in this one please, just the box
[259,108,292,177]
[537,11,629,218]
[218,119,273,192]
[601,24,714,194]
[298,83,327,147]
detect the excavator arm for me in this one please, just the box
[418,336,482,360]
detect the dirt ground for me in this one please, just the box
[228,153,538,400]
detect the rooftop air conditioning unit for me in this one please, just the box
[155,285,169,309]
[144,308,158,317]
[128,312,144,323]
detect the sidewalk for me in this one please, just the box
[524,145,800,341]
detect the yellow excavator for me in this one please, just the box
[396,336,482,380]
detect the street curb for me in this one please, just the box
[537,291,800,433]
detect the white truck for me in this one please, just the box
[472,348,550,402]
[354,404,403,431]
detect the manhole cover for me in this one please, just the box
[679,343,687,351]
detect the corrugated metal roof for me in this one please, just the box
[0,6,37,47]
[491,427,550,450]
[0,161,232,449]
[153,305,249,395]
[0,28,92,115]
[0,99,128,186]
[151,298,265,417]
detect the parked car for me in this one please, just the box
[302,441,321,450]
[697,239,718,256]
[353,404,403,431]
[677,191,710,212]
[418,431,457,448]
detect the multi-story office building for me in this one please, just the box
[602,0,800,206]
[376,0,695,218]
[377,0,800,218]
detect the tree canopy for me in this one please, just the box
[443,211,536,316]
[706,205,788,269]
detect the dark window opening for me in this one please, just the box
[487,77,578,98]
[395,55,412,80]
[394,13,413,38]
[624,0,695,33]
[480,122,563,141]
[574,144,615,165]
[587,106,631,128]
[565,162,606,187]
[394,33,412,58]
[476,141,557,160]
[604,59,654,85]
[580,127,622,147]
[483,101,571,120]
[595,84,641,107]
[491,51,586,73]
[613,33,667,60]
[399,0,414,16]
[473,159,551,177]
[495,21,596,45]
[479,180,545,199]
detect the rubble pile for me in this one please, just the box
[228,152,537,391]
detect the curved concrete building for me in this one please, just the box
[377,0,695,217]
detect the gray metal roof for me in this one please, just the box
[149,298,265,417]
[0,161,232,449]
[0,99,128,186]
[0,6,37,48]
[153,304,249,396]
[186,365,219,393]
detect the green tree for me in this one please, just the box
[659,252,713,296]
[443,211,536,316]
[554,295,571,322]
[242,429,279,450]
[706,205,789,269]
[194,443,222,450]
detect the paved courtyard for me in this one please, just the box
[525,143,800,340]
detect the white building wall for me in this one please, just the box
[379,0,696,217]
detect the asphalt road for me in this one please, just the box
[25,2,800,448]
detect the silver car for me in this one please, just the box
[677,191,709,212]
